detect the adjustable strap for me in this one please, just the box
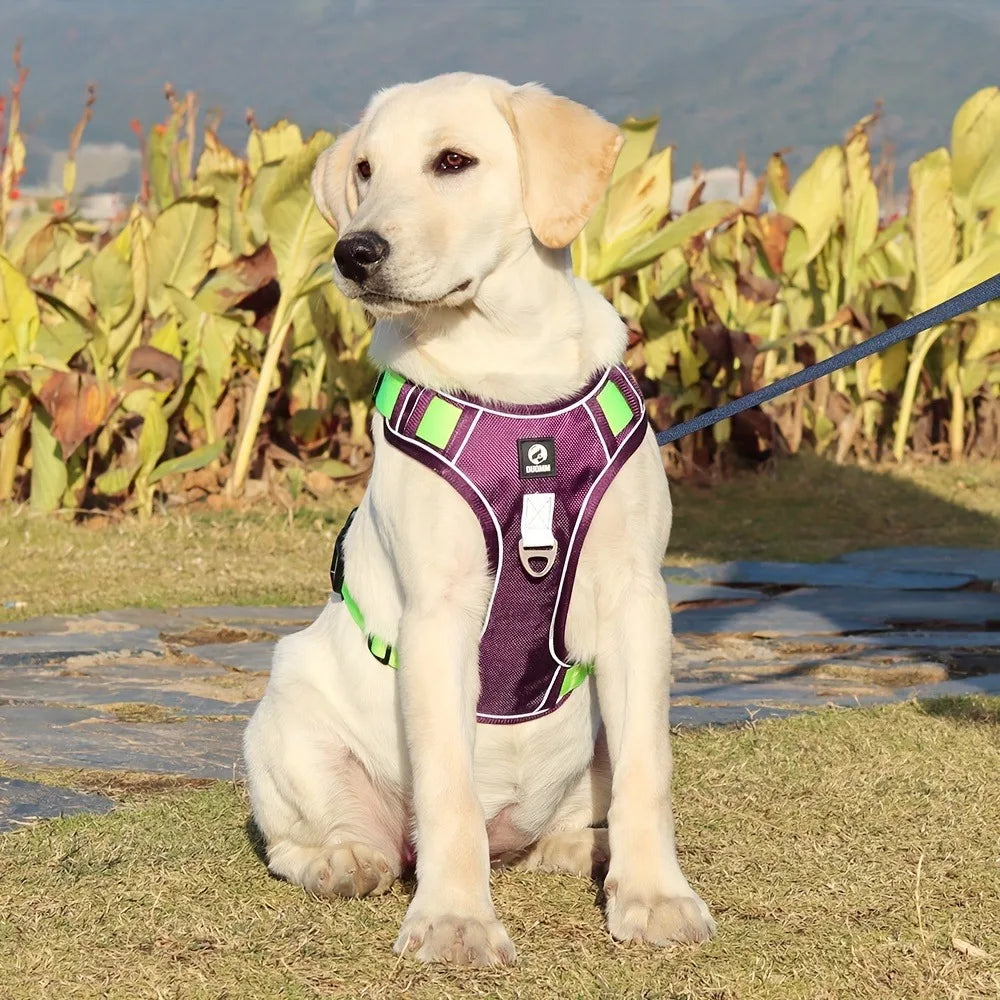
[330,508,399,669]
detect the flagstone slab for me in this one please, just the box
[836,547,1000,584]
[676,586,1000,637]
[664,561,974,591]
[181,641,278,673]
[0,671,255,716]
[672,678,896,707]
[0,705,245,780]
[665,581,767,605]
[797,631,1000,650]
[0,778,114,833]
[909,673,1000,697]
[0,628,163,665]
[669,704,801,727]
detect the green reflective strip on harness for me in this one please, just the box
[339,582,399,669]
[415,395,462,449]
[559,661,593,698]
[596,380,633,435]
[374,370,406,420]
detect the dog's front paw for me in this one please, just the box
[393,911,517,966]
[604,880,715,946]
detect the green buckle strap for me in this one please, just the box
[559,661,594,698]
[340,581,399,669]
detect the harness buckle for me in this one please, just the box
[519,538,558,578]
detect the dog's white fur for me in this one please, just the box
[243,72,714,966]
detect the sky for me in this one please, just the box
[1,0,997,193]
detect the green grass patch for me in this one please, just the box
[3,456,999,623]
[2,700,999,999]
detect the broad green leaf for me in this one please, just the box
[926,236,1000,306]
[643,332,673,380]
[843,127,879,294]
[967,142,1000,214]
[194,250,276,315]
[0,255,40,366]
[597,201,738,281]
[146,196,218,316]
[53,225,89,274]
[311,457,358,479]
[960,358,990,397]
[951,87,1000,199]
[766,152,790,212]
[206,172,256,266]
[197,313,240,401]
[590,147,673,281]
[610,116,660,183]
[247,162,282,246]
[868,340,909,393]
[148,117,185,211]
[149,317,183,360]
[93,224,135,328]
[34,319,89,364]
[49,274,92,320]
[196,130,244,180]
[783,146,844,269]
[262,131,336,290]
[94,464,138,496]
[197,134,256,264]
[908,148,958,309]
[137,402,169,478]
[967,317,1000,361]
[148,440,224,484]
[247,120,304,175]
[29,408,68,512]
[5,214,53,271]
[106,213,149,364]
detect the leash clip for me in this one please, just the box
[519,539,558,578]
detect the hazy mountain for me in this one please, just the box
[2,0,998,193]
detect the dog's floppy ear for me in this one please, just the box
[506,85,623,249]
[311,126,360,232]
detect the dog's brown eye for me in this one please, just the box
[435,150,476,174]
[357,159,372,180]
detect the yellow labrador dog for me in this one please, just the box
[243,72,714,966]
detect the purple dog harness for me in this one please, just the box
[331,364,648,724]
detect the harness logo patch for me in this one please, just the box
[518,437,556,479]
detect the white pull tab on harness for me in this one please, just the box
[519,492,557,578]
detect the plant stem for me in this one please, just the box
[228,292,293,496]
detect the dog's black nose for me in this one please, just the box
[333,231,390,285]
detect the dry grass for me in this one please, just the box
[2,699,999,999]
[2,455,999,623]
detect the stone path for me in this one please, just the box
[1,546,998,831]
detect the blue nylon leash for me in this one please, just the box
[655,272,1000,446]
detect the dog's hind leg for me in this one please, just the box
[504,729,612,878]
[244,708,409,899]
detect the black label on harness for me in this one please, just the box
[518,438,556,479]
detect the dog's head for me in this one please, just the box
[311,73,623,317]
